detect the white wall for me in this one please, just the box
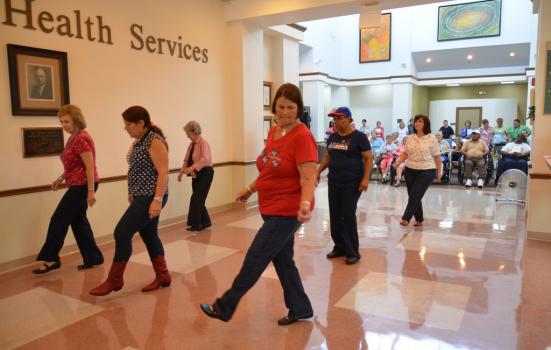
[429,98,518,130]
[300,0,537,79]
[349,84,393,132]
[0,0,230,190]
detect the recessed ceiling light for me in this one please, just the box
[509,52,515,57]
[467,55,473,60]
[500,81,515,84]
[426,58,432,63]
[446,83,460,87]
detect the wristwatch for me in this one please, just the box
[153,196,163,203]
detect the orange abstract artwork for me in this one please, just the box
[359,13,391,63]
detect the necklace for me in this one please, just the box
[279,121,299,136]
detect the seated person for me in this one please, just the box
[435,131,451,162]
[370,130,385,157]
[379,134,397,182]
[495,134,531,181]
[461,130,489,189]
[460,120,475,139]
[451,137,464,163]
[392,137,406,187]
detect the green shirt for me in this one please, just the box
[507,125,531,140]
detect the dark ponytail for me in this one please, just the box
[122,106,165,138]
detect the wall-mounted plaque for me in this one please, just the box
[22,128,64,158]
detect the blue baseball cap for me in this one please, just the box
[328,106,352,118]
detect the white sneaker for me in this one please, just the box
[465,179,472,187]
[477,179,484,188]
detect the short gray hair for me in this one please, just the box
[184,121,202,135]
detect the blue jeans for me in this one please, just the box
[214,215,313,321]
[37,183,103,265]
[113,194,168,262]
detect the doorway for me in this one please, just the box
[456,107,482,135]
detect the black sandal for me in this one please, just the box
[32,261,61,274]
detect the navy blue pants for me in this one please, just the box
[496,156,528,181]
[187,167,213,228]
[402,167,436,223]
[113,194,168,262]
[36,184,103,265]
[328,182,362,258]
[214,215,313,321]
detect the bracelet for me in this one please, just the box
[246,185,254,193]
[153,196,163,203]
[300,200,311,207]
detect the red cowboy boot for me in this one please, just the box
[89,261,127,296]
[142,256,171,292]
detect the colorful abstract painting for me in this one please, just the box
[438,0,501,41]
[359,13,391,63]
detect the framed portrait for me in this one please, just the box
[263,116,273,141]
[437,0,501,42]
[359,13,391,63]
[7,44,70,116]
[263,81,272,109]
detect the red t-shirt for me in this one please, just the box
[61,130,99,186]
[255,123,318,216]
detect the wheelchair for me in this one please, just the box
[449,151,464,184]
[440,153,450,184]
[455,153,495,185]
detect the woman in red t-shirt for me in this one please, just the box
[33,105,103,274]
[200,83,318,326]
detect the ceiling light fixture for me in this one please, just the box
[509,52,516,57]
[426,58,432,63]
[446,83,460,87]
[467,54,473,61]
[500,81,515,84]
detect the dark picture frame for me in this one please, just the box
[359,13,391,63]
[21,127,64,158]
[263,116,273,141]
[7,44,70,116]
[437,0,502,42]
[263,81,272,109]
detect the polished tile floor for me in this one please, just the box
[2,181,551,350]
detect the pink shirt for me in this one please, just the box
[61,130,99,186]
[183,136,212,176]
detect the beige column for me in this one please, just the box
[526,0,551,240]
[224,21,264,197]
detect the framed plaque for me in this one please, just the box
[22,128,64,158]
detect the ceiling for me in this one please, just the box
[223,0,447,26]
[412,43,531,72]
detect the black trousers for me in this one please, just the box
[402,167,436,223]
[214,215,313,321]
[113,194,168,262]
[328,182,362,258]
[187,166,214,227]
[36,183,103,265]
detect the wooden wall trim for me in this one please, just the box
[529,173,551,179]
[0,161,257,198]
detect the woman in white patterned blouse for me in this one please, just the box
[393,115,441,227]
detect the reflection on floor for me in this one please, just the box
[1,182,551,350]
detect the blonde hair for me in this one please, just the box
[184,121,202,135]
[58,104,86,129]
